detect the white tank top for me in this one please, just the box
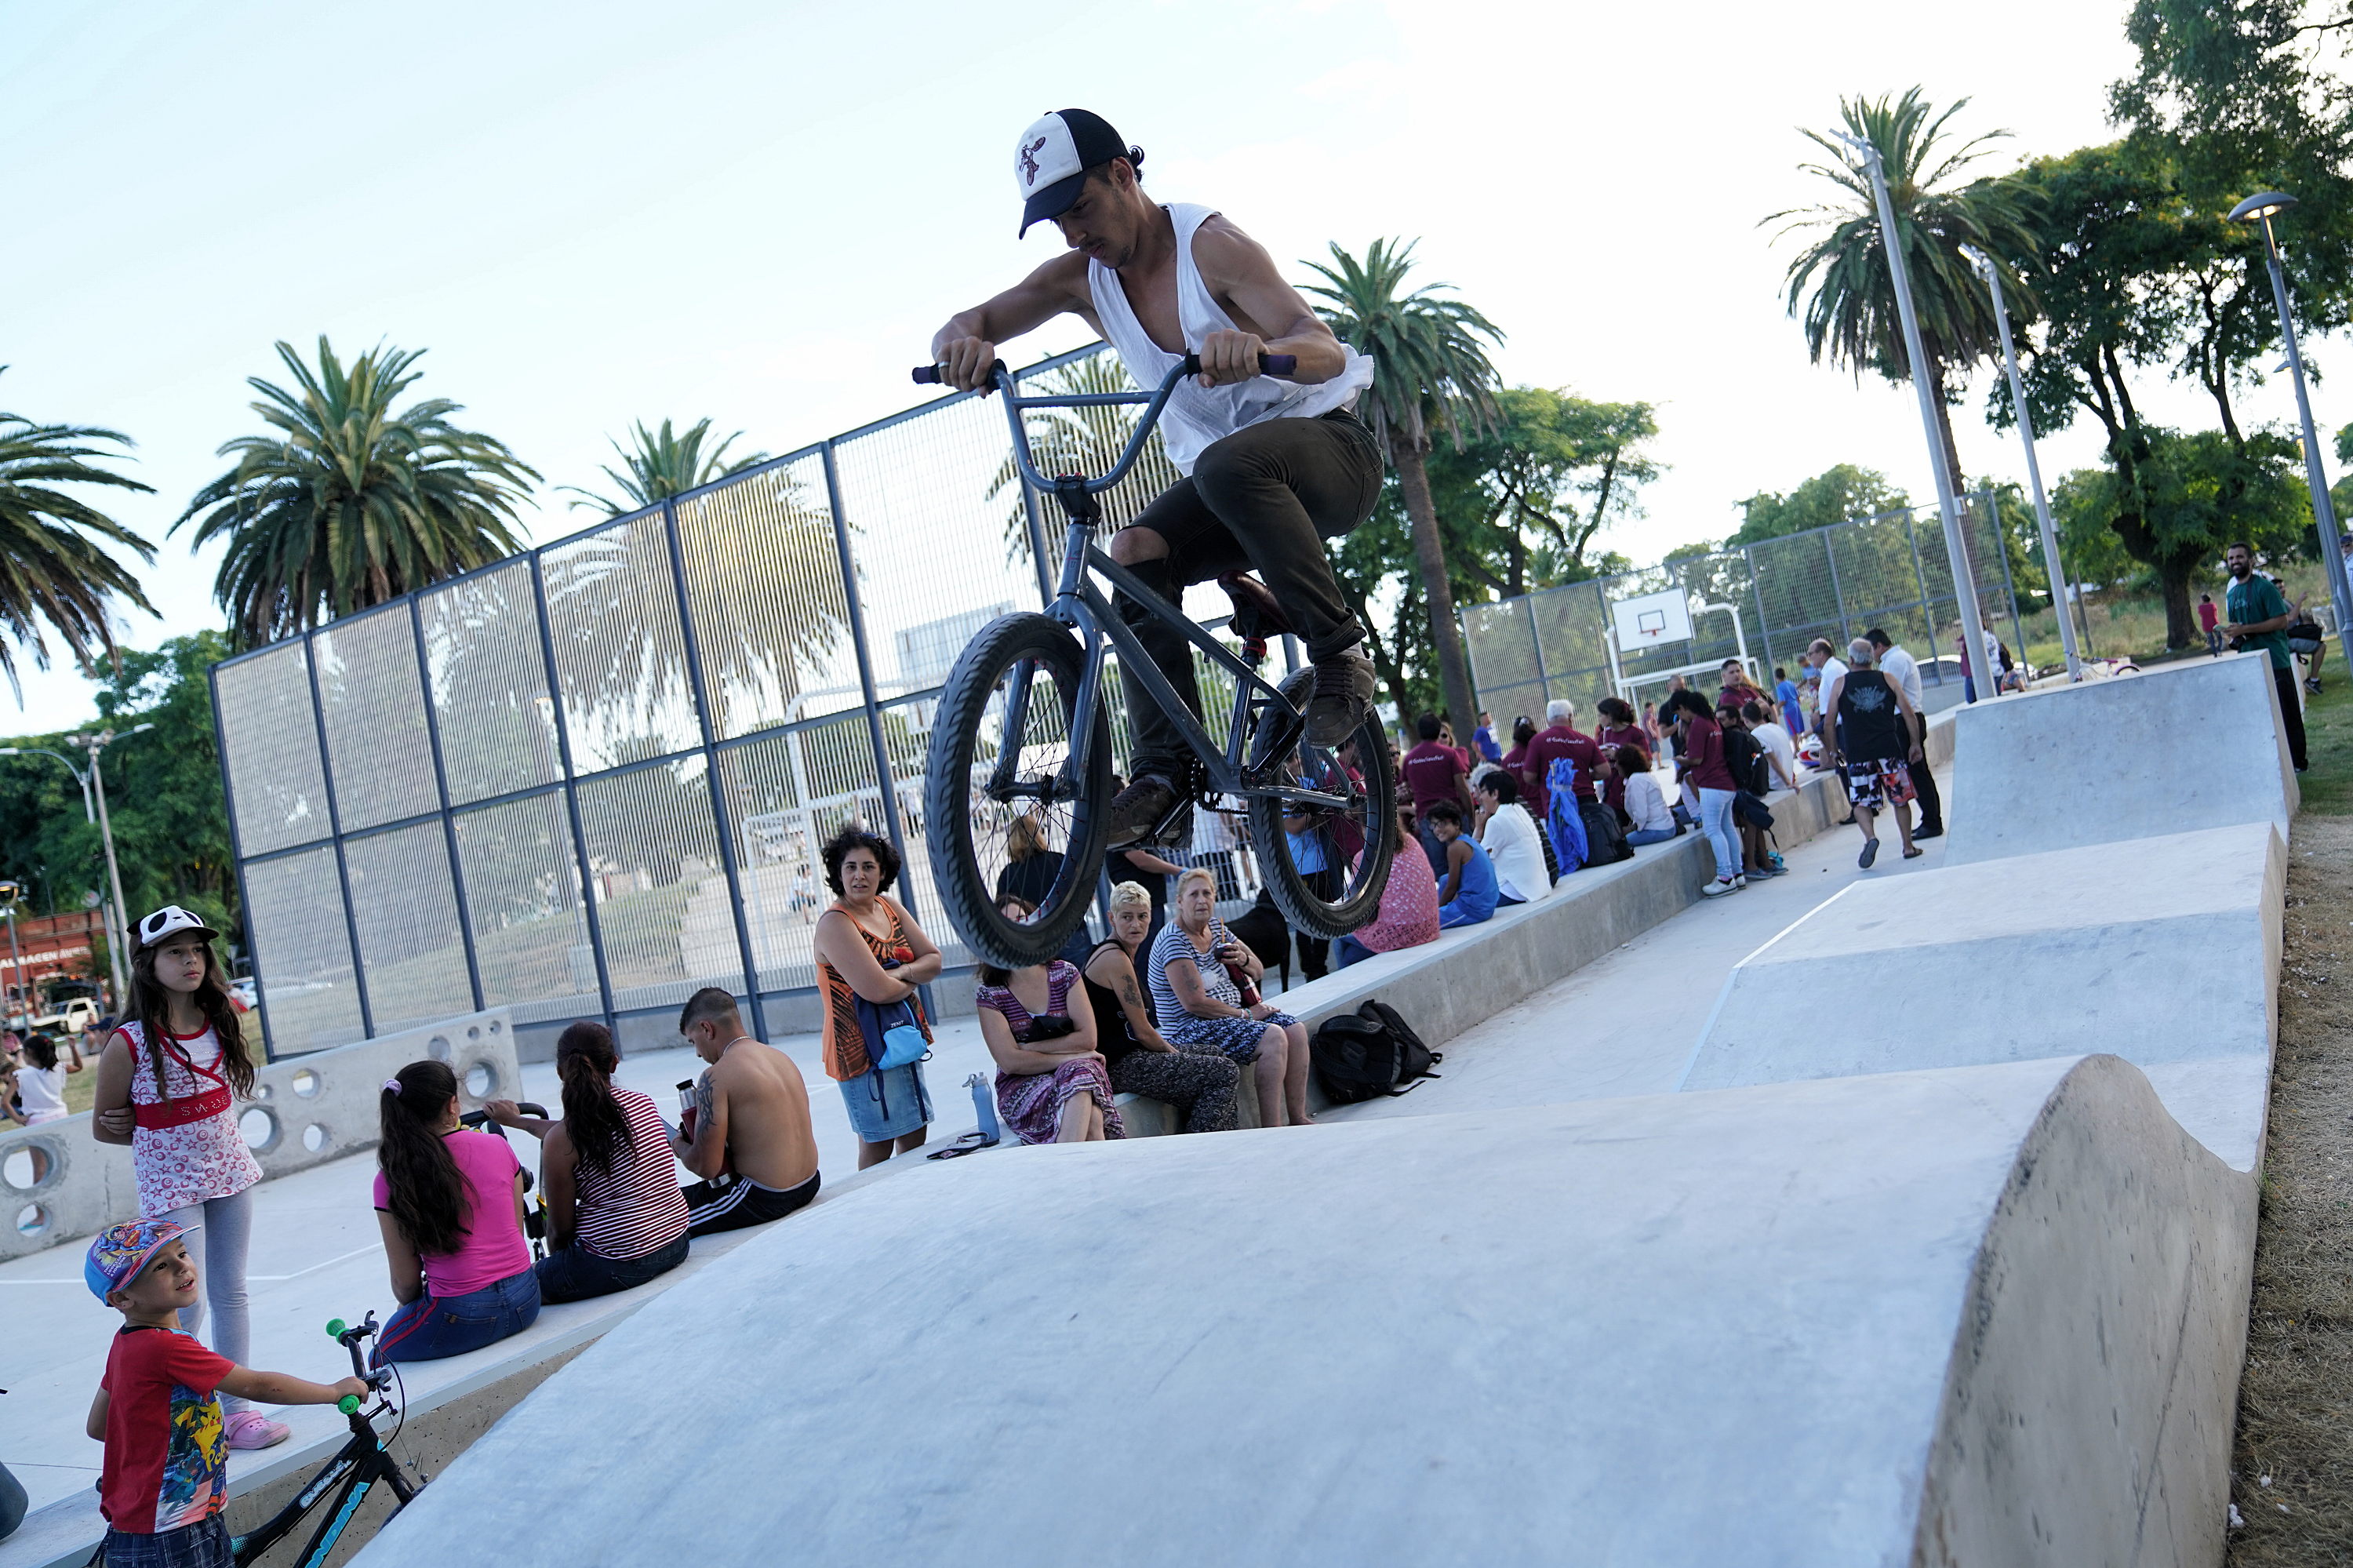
[1087,202,1376,476]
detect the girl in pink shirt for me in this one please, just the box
[371,1059,539,1367]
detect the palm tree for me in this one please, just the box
[0,367,158,700]
[176,337,539,649]
[1767,88,2039,497]
[983,353,1180,571]
[560,417,769,516]
[1304,238,1502,732]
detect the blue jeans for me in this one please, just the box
[1334,933,1377,969]
[100,1518,231,1568]
[1697,788,1740,880]
[1624,826,1677,846]
[373,1266,540,1368]
[534,1230,688,1304]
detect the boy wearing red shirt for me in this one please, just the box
[84,1219,365,1568]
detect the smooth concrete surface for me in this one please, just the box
[1679,824,2286,1170]
[1943,654,2296,864]
[356,1055,2244,1568]
[0,1010,517,1261]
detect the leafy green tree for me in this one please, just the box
[0,632,239,959]
[1732,464,1911,545]
[1420,387,1660,598]
[1304,238,1503,730]
[0,368,158,700]
[561,417,768,516]
[176,337,539,649]
[1768,89,2040,497]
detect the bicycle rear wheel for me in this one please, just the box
[1244,668,1397,940]
[925,612,1113,970]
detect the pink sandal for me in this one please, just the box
[225,1409,291,1450]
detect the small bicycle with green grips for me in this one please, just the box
[228,1312,424,1566]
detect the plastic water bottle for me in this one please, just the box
[966,1071,999,1144]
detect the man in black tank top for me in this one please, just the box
[929,108,1384,846]
[1820,638,1926,870]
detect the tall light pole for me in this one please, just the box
[0,882,22,1031]
[2231,191,2353,668]
[71,726,151,1008]
[1834,129,1995,700]
[1961,244,2083,682]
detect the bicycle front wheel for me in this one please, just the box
[1244,668,1397,940]
[925,612,1112,970]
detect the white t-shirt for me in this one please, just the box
[16,1062,68,1122]
[1479,803,1552,904]
[1750,722,1798,788]
[1878,644,1924,708]
[1817,657,1849,717]
[1624,772,1675,834]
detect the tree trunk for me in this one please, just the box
[1927,365,1966,500]
[1389,431,1479,732]
[2158,558,2197,651]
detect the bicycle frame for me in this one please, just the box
[988,362,1352,813]
[231,1314,420,1567]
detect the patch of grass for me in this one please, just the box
[2297,678,2353,817]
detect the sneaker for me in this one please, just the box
[1303,647,1377,747]
[225,1410,290,1450]
[1733,873,1748,889]
[1913,825,1944,840]
[1858,838,1880,869]
[1106,773,1187,847]
[1699,876,1738,898]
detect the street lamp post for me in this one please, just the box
[0,882,22,1031]
[2231,191,2353,669]
[1962,244,2083,682]
[1834,129,1995,701]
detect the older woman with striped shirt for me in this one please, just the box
[486,1020,690,1303]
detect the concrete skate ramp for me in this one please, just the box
[1679,824,2282,1170]
[358,1056,2249,1568]
[1943,653,2295,864]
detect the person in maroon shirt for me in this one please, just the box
[1667,688,1744,895]
[1401,713,1475,876]
[1519,699,1603,823]
[1499,715,1537,776]
[1593,697,1649,819]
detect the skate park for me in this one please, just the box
[0,650,2297,1567]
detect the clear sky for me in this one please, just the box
[2,0,2326,734]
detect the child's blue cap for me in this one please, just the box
[85,1217,196,1303]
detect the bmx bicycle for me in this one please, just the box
[460,1101,551,1261]
[227,1314,421,1566]
[911,354,1398,970]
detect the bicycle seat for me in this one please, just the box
[1219,573,1297,645]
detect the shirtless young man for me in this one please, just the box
[931,107,1384,847]
[671,988,821,1236]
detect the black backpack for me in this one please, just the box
[1310,999,1443,1105]
[1579,799,1633,865]
[1722,726,1770,795]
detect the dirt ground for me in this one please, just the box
[2228,813,2353,1563]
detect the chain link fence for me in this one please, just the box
[210,345,1285,1059]
[1461,495,2024,729]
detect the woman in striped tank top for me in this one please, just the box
[487,1021,690,1303]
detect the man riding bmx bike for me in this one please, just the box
[929,107,1381,848]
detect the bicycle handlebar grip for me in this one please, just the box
[1176,353,1297,377]
[325,1318,346,1339]
[337,1395,361,1415]
[911,366,942,384]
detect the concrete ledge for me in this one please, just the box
[1680,823,2284,1172]
[351,1053,2248,1567]
[1944,653,2295,864]
[0,1010,518,1261]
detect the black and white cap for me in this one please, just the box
[1014,108,1135,237]
[136,904,219,951]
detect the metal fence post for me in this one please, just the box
[529,551,618,1036]
[1980,486,2028,664]
[301,633,375,1042]
[408,598,486,1014]
[1823,532,1850,649]
[207,662,277,1061]
[1744,548,1775,679]
[820,439,936,1020]
[660,498,772,1043]
[1904,509,1941,685]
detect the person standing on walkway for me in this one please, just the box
[1866,628,1942,840]
[1471,710,1503,765]
[1666,690,1744,897]
[1773,666,1802,736]
[89,906,286,1451]
[1082,882,1240,1134]
[813,828,941,1167]
[1822,638,1925,868]
[2222,543,2310,773]
[2199,594,2223,657]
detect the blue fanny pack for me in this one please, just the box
[856,961,930,1072]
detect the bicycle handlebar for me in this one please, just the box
[457,1101,547,1129]
[325,1312,395,1410]
[912,351,1296,386]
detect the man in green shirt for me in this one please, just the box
[2222,541,2308,773]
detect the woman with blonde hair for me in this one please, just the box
[1147,868,1312,1126]
[1082,882,1241,1134]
